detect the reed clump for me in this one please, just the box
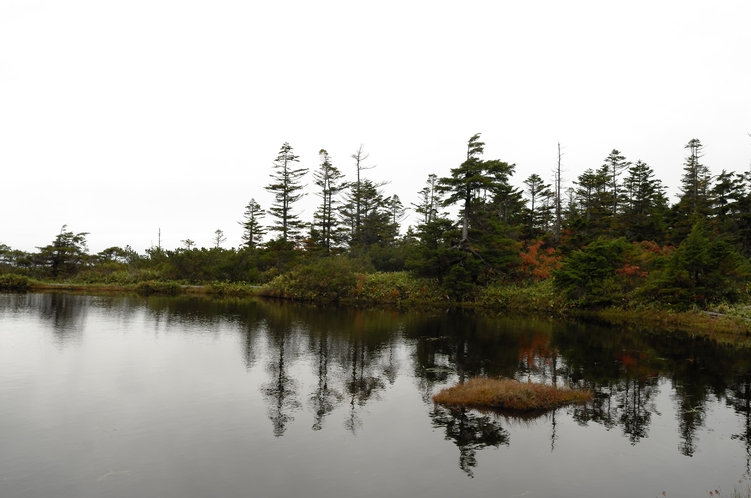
[433,377,592,411]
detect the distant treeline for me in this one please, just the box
[2,134,751,309]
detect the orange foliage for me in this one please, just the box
[614,241,674,284]
[519,240,562,280]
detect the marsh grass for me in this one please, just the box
[433,377,592,411]
[477,279,569,315]
[595,307,751,347]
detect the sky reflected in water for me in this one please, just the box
[1,293,751,498]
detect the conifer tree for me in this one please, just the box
[620,160,667,242]
[523,173,552,238]
[436,134,522,291]
[340,145,389,249]
[311,149,346,252]
[36,225,89,278]
[412,174,442,225]
[438,133,491,244]
[666,138,713,244]
[265,143,308,243]
[602,149,631,215]
[386,194,407,241]
[239,198,266,249]
[679,138,712,215]
[212,229,226,248]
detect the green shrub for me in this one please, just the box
[260,258,446,304]
[134,280,182,296]
[260,256,371,302]
[206,281,258,297]
[348,271,446,304]
[478,279,568,314]
[0,274,33,291]
[552,237,633,307]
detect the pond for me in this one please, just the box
[1,292,750,497]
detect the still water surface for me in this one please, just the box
[2,293,751,497]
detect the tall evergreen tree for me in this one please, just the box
[436,134,522,290]
[523,173,552,238]
[620,160,668,242]
[667,138,713,244]
[356,179,391,247]
[412,173,442,225]
[265,142,308,243]
[239,198,266,249]
[711,169,744,224]
[679,138,712,216]
[485,159,523,227]
[387,194,407,236]
[339,144,389,249]
[565,167,612,248]
[602,149,631,215]
[36,225,89,278]
[311,149,346,252]
[438,133,492,244]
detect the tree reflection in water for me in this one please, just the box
[261,310,303,438]
[343,336,386,434]
[308,330,343,431]
[430,405,510,478]
[727,374,751,475]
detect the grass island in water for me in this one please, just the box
[433,377,593,411]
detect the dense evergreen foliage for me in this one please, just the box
[2,135,751,310]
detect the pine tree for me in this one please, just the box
[265,142,309,243]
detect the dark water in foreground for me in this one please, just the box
[2,293,751,498]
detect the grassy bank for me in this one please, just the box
[592,307,751,348]
[257,257,448,305]
[5,267,751,347]
[433,377,592,411]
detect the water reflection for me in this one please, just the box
[262,306,304,437]
[36,293,88,345]
[727,374,751,475]
[431,405,510,478]
[308,330,342,431]
[6,293,751,482]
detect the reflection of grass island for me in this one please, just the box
[433,377,593,411]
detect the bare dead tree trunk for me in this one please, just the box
[554,142,563,244]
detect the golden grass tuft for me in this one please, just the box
[433,377,593,411]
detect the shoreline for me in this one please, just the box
[3,277,750,348]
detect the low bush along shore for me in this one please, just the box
[433,377,593,411]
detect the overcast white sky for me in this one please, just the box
[1,0,750,253]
